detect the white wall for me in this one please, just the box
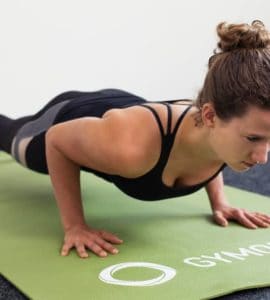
[0,0,269,117]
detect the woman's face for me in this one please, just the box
[204,104,270,172]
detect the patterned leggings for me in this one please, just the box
[0,91,83,154]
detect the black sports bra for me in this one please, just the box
[82,101,227,201]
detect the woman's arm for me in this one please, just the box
[45,137,85,231]
[45,108,158,258]
[205,173,270,228]
[205,172,229,212]
[45,126,125,258]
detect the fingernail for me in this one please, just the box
[101,251,107,256]
[112,249,119,254]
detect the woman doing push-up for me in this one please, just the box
[1,20,270,258]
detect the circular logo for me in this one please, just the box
[99,262,176,286]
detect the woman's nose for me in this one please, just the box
[251,143,269,165]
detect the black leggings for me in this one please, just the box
[0,91,84,153]
[1,89,147,174]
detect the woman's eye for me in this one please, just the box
[246,136,261,142]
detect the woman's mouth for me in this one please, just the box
[242,161,255,168]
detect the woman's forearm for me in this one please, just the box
[205,172,229,211]
[45,134,86,231]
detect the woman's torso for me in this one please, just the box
[24,89,226,200]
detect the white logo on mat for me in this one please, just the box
[99,262,176,286]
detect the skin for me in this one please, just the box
[45,101,270,259]
[196,103,270,229]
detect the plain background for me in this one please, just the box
[0,0,270,117]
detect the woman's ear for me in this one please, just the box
[201,102,216,127]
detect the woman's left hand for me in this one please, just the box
[213,205,270,229]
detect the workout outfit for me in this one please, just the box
[0,89,226,201]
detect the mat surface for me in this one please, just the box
[1,152,270,300]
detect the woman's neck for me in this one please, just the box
[173,106,224,167]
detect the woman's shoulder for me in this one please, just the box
[101,105,167,174]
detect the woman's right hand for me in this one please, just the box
[61,224,123,258]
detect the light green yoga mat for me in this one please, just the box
[1,152,270,300]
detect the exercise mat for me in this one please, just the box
[1,152,270,300]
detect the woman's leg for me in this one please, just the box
[0,115,32,153]
[0,91,83,154]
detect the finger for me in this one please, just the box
[95,237,119,255]
[253,213,270,224]
[86,241,108,258]
[234,211,257,229]
[213,211,228,227]
[99,230,123,244]
[75,244,89,259]
[245,213,270,228]
[61,243,72,256]
[254,212,270,223]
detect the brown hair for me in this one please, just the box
[194,20,270,125]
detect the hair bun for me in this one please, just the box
[216,20,270,52]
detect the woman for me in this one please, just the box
[1,20,270,259]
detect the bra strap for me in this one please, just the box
[138,104,165,137]
[171,105,192,137]
[164,103,172,135]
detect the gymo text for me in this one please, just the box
[184,241,270,267]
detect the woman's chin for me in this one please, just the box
[228,162,251,173]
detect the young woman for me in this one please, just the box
[1,20,270,259]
